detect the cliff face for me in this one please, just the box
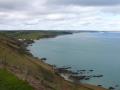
[0,35,107,90]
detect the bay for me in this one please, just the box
[28,32,120,89]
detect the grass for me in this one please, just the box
[0,30,72,40]
[0,69,34,90]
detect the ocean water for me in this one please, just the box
[28,32,120,89]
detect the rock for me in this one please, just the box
[97,85,102,87]
[108,87,115,90]
[93,75,103,78]
[69,75,86,80]
[41,58,47,61]
[89,70,94,72]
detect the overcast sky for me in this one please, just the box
[0,0,120,31]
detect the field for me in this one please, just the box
[0,30,72,40]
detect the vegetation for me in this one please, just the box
[0,30,72,40]
[0,31,107,90]
[0,69,34,90]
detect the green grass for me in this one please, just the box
[0,30,72,40]
[0,69,34,90]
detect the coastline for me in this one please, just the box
[26,33,108,90]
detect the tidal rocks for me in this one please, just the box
[56,68,72,74]
[108,87,115,90]
[93,75,103,78]
[55,66,104,84]
[41,58,47,61]
[69,75,86,80]
[89,70,94,72]
[97,85,102,87]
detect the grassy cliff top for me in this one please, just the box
[0,30,72,40]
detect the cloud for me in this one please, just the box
[0,0,120,31]
[48,0,120,6]
[101,6,120,14]
[0,0,31,11]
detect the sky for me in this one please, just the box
[0,0,120,31]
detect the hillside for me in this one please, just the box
[0,69,34,90]
[0,32,107,90]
